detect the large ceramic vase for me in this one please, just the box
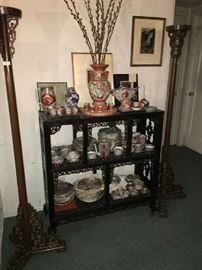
[84,64,116,116]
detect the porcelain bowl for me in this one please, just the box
[112,87,137,102]
[74,176,104,203]
[66,151,79,162]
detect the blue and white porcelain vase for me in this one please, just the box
[65,87,79,107]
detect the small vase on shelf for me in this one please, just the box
[65,87,79,107]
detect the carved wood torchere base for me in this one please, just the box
[158,162,186,217]
[7,203,66,270]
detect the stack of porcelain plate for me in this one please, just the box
[54,181,74,206]
[133,143,145,153]
[74,176,104,203]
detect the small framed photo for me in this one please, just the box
[130,16,166,66]
[37,82,67,110]
[120,81,133,89]
[113,74,138,88]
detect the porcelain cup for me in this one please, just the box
[87,151,97,160]
[98,141,114,158]
[113,146,124,157]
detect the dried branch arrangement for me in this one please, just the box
[63,0,123,64]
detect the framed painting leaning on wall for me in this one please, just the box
[36,82,67,111]
[130,16,166,66]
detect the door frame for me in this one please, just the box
[177,9,202,153]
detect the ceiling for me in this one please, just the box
[176,0,202,7]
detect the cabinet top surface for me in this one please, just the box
[39,109,164,124]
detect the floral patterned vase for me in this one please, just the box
[65,87,79,107]
[88,64,111,109]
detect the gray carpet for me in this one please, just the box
[1,146,202,270]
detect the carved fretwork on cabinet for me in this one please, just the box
[39,109,164,230]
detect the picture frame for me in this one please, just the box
[120,81,133,89]
[72,52,113,106]
[37,82,67,111]
[130,16,166,66]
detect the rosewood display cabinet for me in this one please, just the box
[39,109,164,230]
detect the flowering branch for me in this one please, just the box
[63,0,123,64]
[101,0,122,63]
[63,0,96,63]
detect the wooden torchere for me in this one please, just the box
[159,25,191,217]
[0,6,65,270]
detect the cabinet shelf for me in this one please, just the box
[52,150,156,173]
[39,109,164,229]
[55,193,151,224]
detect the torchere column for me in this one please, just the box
[159,25,191,217]
[0,6,65,270]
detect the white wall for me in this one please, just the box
[0,0,175,217]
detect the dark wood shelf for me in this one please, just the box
[51,150,156,173]
[39,109,164,228]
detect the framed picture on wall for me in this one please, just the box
[130,16,166,66]
[37,82,67,111]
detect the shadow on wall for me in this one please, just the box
[35,12,68,78]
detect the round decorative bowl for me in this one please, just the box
[74,176,104,203]
[112,87,138,110]
[66,151,80,162]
